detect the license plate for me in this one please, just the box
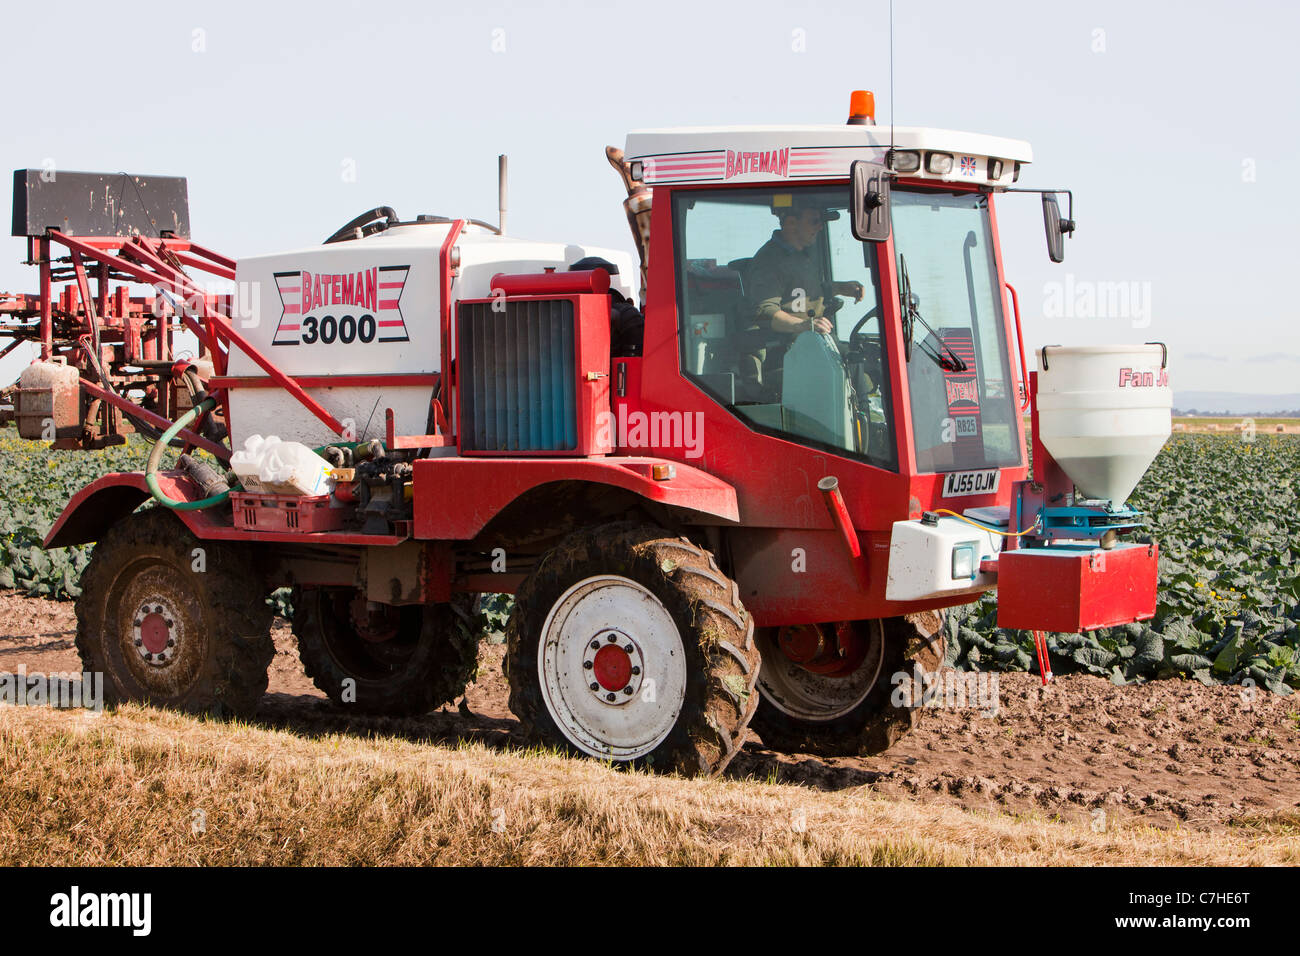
[942,469,1000,497]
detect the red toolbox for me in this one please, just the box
[231,492,344,533]
[997,541,1158,633]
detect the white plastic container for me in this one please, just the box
[230,435,332,496]
[1035,344,1171,505]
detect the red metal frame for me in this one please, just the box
[36,231,347,440]
[77,378,228,459]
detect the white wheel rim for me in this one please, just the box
[131,595,183,667]
[538,575,687,760]
[756,621,885,721]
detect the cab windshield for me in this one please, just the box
[891,189,1021,472]
[672,185,897,471]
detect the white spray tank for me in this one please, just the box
[1034,344,1172,506]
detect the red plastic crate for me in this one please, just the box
[231,492,344,533]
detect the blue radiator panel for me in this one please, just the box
[458,299,577,452]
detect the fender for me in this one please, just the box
[44,473,153,549]
[43,471,412,548]
[411,456,739,541]
[44,472,213,549]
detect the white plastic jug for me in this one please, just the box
[230,435,332,496]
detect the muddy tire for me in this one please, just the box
[750,611,948,757]
[294,588,478,716]
[504,523,760,776]
[75,507,274,717]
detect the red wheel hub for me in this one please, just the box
[776,622,867,677]
[140,612,170,654]
[592,644,633,691]
[777,624,825,664]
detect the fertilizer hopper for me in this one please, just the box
[1034,343,1172,507]
[995,343,1170,640]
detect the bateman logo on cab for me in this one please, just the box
[725,147,789,179]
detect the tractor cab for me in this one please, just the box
[623,112,1037,485]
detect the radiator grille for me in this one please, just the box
[458,299,578,452]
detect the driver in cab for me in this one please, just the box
[741,194,863,393]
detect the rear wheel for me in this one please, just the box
[293,587,478,715]
[504,524,760,776]
[75,507,274,717]
[749,612,947,757]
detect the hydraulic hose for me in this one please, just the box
[145,397,232,511]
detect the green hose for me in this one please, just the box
[145,397,232,511]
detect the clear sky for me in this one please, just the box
[2,0,1297,393]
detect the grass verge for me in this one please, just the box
[2,704,1296,866]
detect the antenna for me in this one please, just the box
[889,0,895,160]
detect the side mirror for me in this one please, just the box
[1042,193,1074,263]
[850,160,890,242]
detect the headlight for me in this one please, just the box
[888,150,921,173]
[926,152,954,175]
[951,542,979,580]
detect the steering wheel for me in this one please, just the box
[848,305,883,351]
[324,206,398,244]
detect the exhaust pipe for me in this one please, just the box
[605,146,653,308]
[818,476,861,559]
[498,154,508,236]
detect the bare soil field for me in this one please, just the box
[3,589,1297,850]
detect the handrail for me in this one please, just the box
[1005,281,1029,412]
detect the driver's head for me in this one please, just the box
[773,197,833,250]
[776,207,824,249]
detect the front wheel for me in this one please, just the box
[504,524,761,776]
[749,612,947,757]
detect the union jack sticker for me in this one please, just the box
[959,156,978,177]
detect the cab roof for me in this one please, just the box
[623,125,1033,188]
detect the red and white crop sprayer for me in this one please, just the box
[0,91,1171,775]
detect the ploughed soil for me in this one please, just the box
[3,590,1297,832]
